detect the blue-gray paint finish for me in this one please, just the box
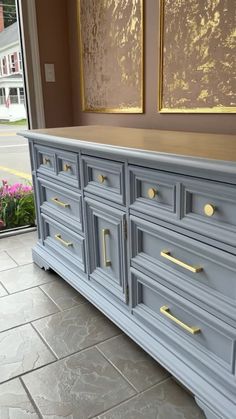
[82,155,126,205]
[84,196,128,304]
[37,177,83,233]
[130,215,236,326]
[41,213,86,275]
[130,268,236,393]
[34,143,80,189]
[23,133,236,419]
[129,165,180,219]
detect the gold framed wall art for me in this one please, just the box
[78,0,143,113]
[159,0,236,113]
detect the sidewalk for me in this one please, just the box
[0,124,31,184]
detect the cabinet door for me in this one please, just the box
[85,197,128,303]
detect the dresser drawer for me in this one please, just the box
[35,144,56,174]
[130,216,236,323]
[41,214,85,274]
[181,178,236,248]
[131,269,236,386]
[82,156,125,205]
[56,150,79,186]
[35,145,80,187]
[129,166,179,220]
[38,178,83,233]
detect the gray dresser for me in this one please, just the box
[22,126,236,419]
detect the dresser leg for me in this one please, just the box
[195,398,222,419]
[32,247,51,271]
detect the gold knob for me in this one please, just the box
[44,158,51,165]
[64,164,71,172]
[148,188,157,199]
[98,174,107,183]
[204,204,215,217]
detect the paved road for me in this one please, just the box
[0,124,31,185]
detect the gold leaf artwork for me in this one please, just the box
[159,0,236,113]
[78,0,143,113]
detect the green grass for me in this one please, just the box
[0,119,28,126]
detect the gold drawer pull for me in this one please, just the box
[102,228,111,267]
[204,203,216,217]
[55,234,73,247]
[44,157,51,165]
[64,164,72,172]
[148,188,158,199]
[160,305,201,335]
[52,197,70,208]
[98,174,107,183]
[160,250,203,273]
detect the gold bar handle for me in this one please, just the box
[55,234,73,247]
[51,197,70,208]
[160,250,202,273]
[102,228,111,267]
[160,305,201,335]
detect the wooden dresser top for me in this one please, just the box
[22,125,236,162]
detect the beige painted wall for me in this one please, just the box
[35,0,73,128]
[67,0,236,134]
[34,0,236,133]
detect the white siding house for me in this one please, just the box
[0,21,26,121]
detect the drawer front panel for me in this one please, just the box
[42,214,85,273]
[38,178,83,232]
[83,156,125,205]
[56,150,79,187]
[131,269,236,378]
[35,145,79,187]
[181,179,236,247]
[130,216,236,322]
[85,197,127,303]
[129,166,178,219]
[35,145,56,174]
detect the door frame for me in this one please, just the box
[17,0,45,129]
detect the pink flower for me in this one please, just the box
[0,180,33,199]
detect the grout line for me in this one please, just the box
[30,322,59,360]
[89,377,173,419]
[0,279,55,296]
[0,356,58,387]
[19,377,44,419]
[38,285,89,313]
[5,249,30,266]
[1,345,106,386]
[96,345,139,393]
[27,330,123,365]
[0,307,60,335]
[0,333,125,387]
[0,281,9,295]
[53,332,124,363]
[0,308,120,348]
[35,285,64,312]
[0,261,33,272]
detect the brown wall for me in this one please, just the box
[35,0,73,128]
[67,0,236,134]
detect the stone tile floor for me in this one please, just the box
[0,231,205,419]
